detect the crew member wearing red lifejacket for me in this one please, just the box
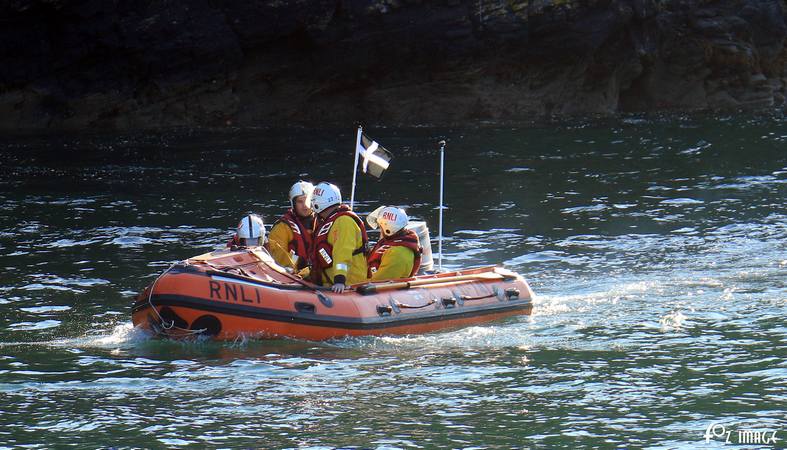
[267,181,315,275]
[366,206,422,281]
[309,182,368,293]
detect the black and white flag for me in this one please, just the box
[356,133,393,179]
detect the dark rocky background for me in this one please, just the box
[0,0,785,130]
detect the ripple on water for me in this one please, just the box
[561,204,609,214]
[658,311,688,332]
[57,323,151,349]
[19,306,72,314]
[19,283,82,293]
[660,198,704,205]
[8,320,61,331]
[350,325,537,352]
[109,236,153,247]
[19,276,110,293]
[505,250,581,266]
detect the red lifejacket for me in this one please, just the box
[310,205,368,284]
[274,209,314,270]
[367,228,422,279]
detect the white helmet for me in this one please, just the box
[370,206,408,237]
[236,214,265,246]
[289,180,314,207]
[311,182,341,213]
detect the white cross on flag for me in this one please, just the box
[357,133,393,179]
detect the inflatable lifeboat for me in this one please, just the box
[131,247,535,341]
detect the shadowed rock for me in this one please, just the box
[0,0,784,130]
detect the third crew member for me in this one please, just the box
[366,206,422,281]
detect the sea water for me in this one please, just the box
[0,115,785,448]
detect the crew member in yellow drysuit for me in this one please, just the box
[366,206,421,281]
[309,182,368,293]
[267,180,315,276]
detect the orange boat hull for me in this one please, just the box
[131,249,534,341]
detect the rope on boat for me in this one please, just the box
[147,261,207,337]
[391,292,494,309]
[395,299,437,309]
[460,293,497,301]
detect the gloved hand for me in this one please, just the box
[297,267,311,278]
[331,275,347,293]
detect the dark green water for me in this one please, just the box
[0,115,785,449]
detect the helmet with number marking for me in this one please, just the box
[311,182,341,214]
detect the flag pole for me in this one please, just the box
[350,125,362,210]
[438,140,446,271]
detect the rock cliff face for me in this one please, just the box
[0,0,785,130]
